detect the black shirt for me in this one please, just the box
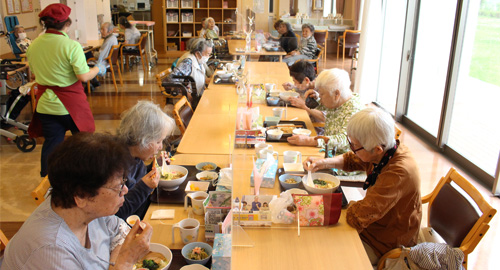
[279,31,298,53]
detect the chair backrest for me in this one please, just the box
[4,16,22,55]
[425,168,496,254]
[344,30,361,46]
[395,125,402,140]
[314,30,328,46]
[173,96,193,135]
[31,176,50,206]
[0,229,9,253]
[106,44,121,65]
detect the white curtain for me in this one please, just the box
[354,0,382,104]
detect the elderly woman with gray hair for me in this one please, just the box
[304,107,422,265]
[116,100,176,219]
[287,68,364,152]
[167,37,213,109]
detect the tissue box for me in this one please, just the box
[250,158,278,188]
[212,233,231,270]
[204,191,231,240]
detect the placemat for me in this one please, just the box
[264,120,306,143]
[150,165,219,204]
[169,249,212,269]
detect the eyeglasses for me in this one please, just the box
[103,178,127,196]
[346,135,365,154]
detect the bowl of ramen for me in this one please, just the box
[158,165,188,191]
[181,242,213,265]
[196,171,219,183]
[278,174,302,190]
[279,91,300,102]
[302,173,340,194]
[195,162,217,172]
[133,243,172,270]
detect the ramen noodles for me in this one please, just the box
[160,171,185,181]
[313,179,335,189]
[133,251,168,270]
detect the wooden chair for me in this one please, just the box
[31,176,50,206]
[395,125,402,140]
[0,229,9,254]
[156,67,183,104]
[304,45,324,74]
[172,96,193,135]
[337,30,361,68]
[314,30,328,64]
[121,33,148,72]
[87,44,123,93]
[377,168,496,270]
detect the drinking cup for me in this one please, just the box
[265,83,275,92]
[283,150,302,163]
[255,143,272,156]
[172,218,200,244]
[184,191,208,215]
[272,108,284,119]
[259,149,279,160]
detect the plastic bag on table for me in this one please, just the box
[269,190,296,224]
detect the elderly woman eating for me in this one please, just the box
[1,132,153,269]
[167,38,212,109]
[287,68,364,152]
[116,100,176,220]
[304,107,422,265]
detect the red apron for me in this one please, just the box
[28,29,95,138]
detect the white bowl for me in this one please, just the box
[196,171,219,182]
[216,71,232,79]
[267,129,284,140]
[293,128,312,136]
[185,181,210,193]
[180,265,209,270]
[181,242,213,265]
[136,243,173,270]
[288,188,308,195]
[302,173,340,194]
[279,91,300,102]
[158,165,188,191]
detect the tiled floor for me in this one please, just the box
[0,53,498,269]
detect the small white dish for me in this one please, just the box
[293,128,312,136]
[185,181,210,193]
[283,162,304,173]
[288,188,308,195]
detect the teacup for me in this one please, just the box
[172,218,200,244]
[272,108,284,119]
[184,191,208,215]
[265,83,276,92]
[283,150,302,163]
[255,143,272,157]
[259,149,279,160]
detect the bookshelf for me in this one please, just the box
[163,0,238,55]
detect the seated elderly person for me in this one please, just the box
[304,107,422,265]
[116,100,176,219]
[283,60,317,95]
[1,132,153,269]
[118,16,141,50]
[277,21,298,54]
[200,17,219,39]
[166,38,212,109]
[88,22,118,65]
[287,68,364,153]
[13,25,32,53]
[264,20,283,41]
[283,23,317,66]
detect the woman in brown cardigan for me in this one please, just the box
[304,107,422,265]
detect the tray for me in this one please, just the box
[150,165,219,204]
[263,120,306,143]
[277,168,364,188]
[168,249,212,269]
[213,74,236,85]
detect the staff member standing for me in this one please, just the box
[27,3,100,177]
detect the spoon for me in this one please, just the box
[306,161,314,187]
[161,151,169,176]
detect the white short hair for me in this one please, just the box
[118,100,176,150]
[347,107,396,152]
[315,68,351,99]
[204,17,214,28]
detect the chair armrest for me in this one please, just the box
[421,193,433,204]
[87,57,96,63]
[377,248,404,270]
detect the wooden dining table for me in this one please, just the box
[227,40,287,62]
[143,61,372,269]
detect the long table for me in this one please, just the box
[144,62,372,269]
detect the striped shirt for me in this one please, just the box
[299,35,317,59]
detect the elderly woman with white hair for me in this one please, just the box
[304,107,422,265]
[116,100,176,219]
[13,25,32,52]
[167,38,212,109]
[202,17,219,39]
[287,68,364,152]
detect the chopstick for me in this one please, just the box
[297,207,301,237]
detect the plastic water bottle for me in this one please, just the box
[240,55,246,69]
